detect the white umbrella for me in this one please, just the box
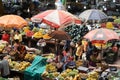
[79,9,108,22]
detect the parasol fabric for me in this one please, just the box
[0,15,28,28]
[79,9,108,22]
[31,10,81,28]
[84,28,119,43]
[48,30,71,40]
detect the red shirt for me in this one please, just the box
[2,34,10,42]
[62,50,67,56]
[112,46,118,53]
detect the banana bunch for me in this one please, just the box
[59,72,68,78]
[9,60,31,71]
[87,71,99,80]
[24,53,36,61]
[65,69,72,73]
[41,71,49,77]
[46,63,57,73]
[9,61,19,69]
[18,61,31,71]
[52,72,60,78]
[79,73,88,79]
[65,76,73,80]
[73,74,81,80]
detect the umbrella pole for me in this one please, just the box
[101,44,103,60]
[10,30,14,47]
[55,39,57,55]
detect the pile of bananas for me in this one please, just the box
[9,60,19,69]
[58,69,79,80]
[79,73,88,79]
[87,71,99,80]
[46,63,57,73]
[18,61,31,71]
[9,60,31,71]
[73,74,81,80]
[24,53,36,61]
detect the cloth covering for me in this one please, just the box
[24,56,47,80]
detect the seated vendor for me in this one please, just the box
[89,50,101,67]
[2,43,11,54]
[62,48,74,71]
[11,40,27,61]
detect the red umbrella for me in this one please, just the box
[31,10,81,28]
[84,28,119,43]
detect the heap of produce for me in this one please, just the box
[24,53,36,61]
[46,63,57,73]
[8,59,31,71]
[42,68,81,80]
[64,24,89,43]
[87,71,99,80]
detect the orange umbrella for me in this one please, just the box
[0,15,28,29]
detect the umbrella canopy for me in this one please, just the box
[48,30,71,40]
[31,10,81,28]
[84,28,119,43]
[79,9,108,22]
[0,15,28,29]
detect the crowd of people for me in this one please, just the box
[0,21,119,78]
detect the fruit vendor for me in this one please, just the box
[1,31,10,42]
[75,40,84,60]
[62,48,74,71]
[11,40,27,61]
